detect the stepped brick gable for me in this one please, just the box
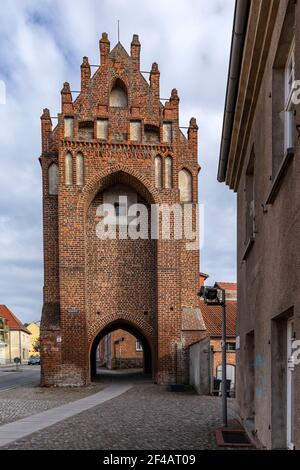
[40,33,206,386]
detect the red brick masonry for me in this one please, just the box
[40,33,206,386]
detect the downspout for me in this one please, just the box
[217,0,251,183]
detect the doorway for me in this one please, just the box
[287,317,295,450]
[90,321,152,381]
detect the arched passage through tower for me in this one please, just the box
[85,169,157,382]
[90,320,153,379]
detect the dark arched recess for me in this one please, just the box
[90,320,152,380]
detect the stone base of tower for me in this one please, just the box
[40,302,88,387]
[40,304,206,387]
[41,334,88,387]
[41,360,87,387]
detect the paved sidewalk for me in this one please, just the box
[0,383,238,450]
[0,383,132,447]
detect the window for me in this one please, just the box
[226,342,236,352]
[102,184,137,227]
[64,117,74,138]
[48,163,59,195]
[164,156,173,189]
[0,317,7,345]
[285,41,295,150]
[97,119,108,140]
[245,149,255,243]
[163,122,172,144]
[217,364,236,391]
[78,121,94,141]
[144,125,160,144]
[109,78,128,107]
[136,340,143,352]
[0,331,4,343]
[130,121,142,142]
[65,152,73,186]
[0,317,5,330]
[272,3,295,178]
[154,156,163,189]
[76,153,84,186]
[178,169,192,202]
[114,202,127,217]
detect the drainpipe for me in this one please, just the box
[217,0,251,183]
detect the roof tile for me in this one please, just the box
[0,305,30,333]
[200,300,237,337]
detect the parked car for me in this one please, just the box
[28,355,40,365]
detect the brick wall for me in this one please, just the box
[40,33,206,386]
[98,329,143,369]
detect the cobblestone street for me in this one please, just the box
[0,377,238,450]
[0,380,105,426]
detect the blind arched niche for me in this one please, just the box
[178,168,192,202]
[109,78,128,107]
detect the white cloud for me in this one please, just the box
[0,0,236,322]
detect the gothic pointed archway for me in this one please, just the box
[90,320,153,380]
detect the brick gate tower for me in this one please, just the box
[40,33,206,386]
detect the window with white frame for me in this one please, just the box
[226,342,236,352]
[285,40,295,150]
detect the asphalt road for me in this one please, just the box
[0,366,40,391]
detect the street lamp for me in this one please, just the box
[199,286,228,427]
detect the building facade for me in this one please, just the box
[0,315,8,365]
[218,0,300,449]
[0,305,31,364]
[27,322,40,357]
[98,329,143,370]
[200,284,237,395]
[40,33,206,387]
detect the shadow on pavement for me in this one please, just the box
[93,367,152,384]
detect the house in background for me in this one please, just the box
[26,322,40,357]
[0,305,31,364]
[200,282,237,394]
[98,329,143,370]
[0,315,9,365]
[189,277,237,395]
[218,0,300,449]
[215,282,237,301]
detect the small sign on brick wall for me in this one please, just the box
[65,309,80,315]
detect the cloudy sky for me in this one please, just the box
[0,0,236,323]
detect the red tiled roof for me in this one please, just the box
[215,282,237,291]
[200,300,237,337]
[0,305,30,333]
